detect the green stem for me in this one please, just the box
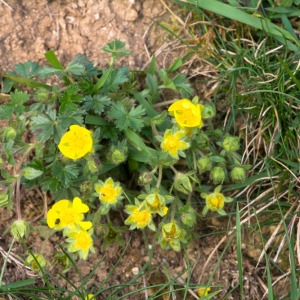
[155,165,163,188]
[0,238,15,287]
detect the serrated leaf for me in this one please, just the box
[59,84,83,113]
[108,102,145,131]
[52,161,79,187]
[0,104,14,120]
[66,62,85,75]
[42,177,60,193]
[103,67,129,92]
[14,61,42,78]
[37,66,64,78]
[10,90,29,114]
[102,39,130,59]
[30,110,57,142]
[22,167,43,180]
[69,53,98,76]
[83,95,110,114]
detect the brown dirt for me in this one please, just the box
[0,1,290,299]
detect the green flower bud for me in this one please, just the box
[174,172,192,194]
[222,136,239,152]
[197,155,212,173]
[138,172,153,186]
[210,167,226,184]
[109,148,127,164]
[10,220,30,240]
[180,206,196,228]
[195,133,209,149]
[231,166,246,182]
[202,103,216,119]
[2,127,17,141]
[34,88,50,102]
[86,158,101,173]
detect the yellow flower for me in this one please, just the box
[47,197,92,231]
[85,294,94,300]
[125,205,152,229]
[58,125,93,160]
[161,129,189,159]
[66,228,94,260]
[168,99,204,128]
[94,177,123,204]
[206,192,225,211]
[197,286,210,298]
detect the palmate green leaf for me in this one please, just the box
[13,61,42,78]
[59,84,83,113]
[7,90,30,114]
[83,95,110,114]
[103,67,129,92]
[108,102,145,131]
[42,177,60,193]
[30,109,57,142]
[65,61,85,76]
[102,39,130,59]
[52,161,79,187]
[69,53,98,76]
[0,104,14,120]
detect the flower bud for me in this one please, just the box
[222,136,239,152]
[202,103,216,119]
[2,127,17,142]
[180,207,196,228]
[195,133,209,149]
[10,220,30,240]
[138,172,153,186]
[231,166,246,182]
[210,167,226,184]
[174,172,192,194]
[197,155,212,173]
[109,148,127,164]
[34,88,50,102]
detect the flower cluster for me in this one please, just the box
[47,197,94,259]
[124,191,169,231]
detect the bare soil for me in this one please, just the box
[0,1,290,299]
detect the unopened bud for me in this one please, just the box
[2,127,17,141]
[174,172,192,194]
[180,207,196,228]
[197,156,212,173]
[231,166,246,182]
[210,167,226,184]
[10,220,30,240]
[202,103,216,119]
[222,136,239,152]
[109,148,127,164]
[34,88,50,102]
[138,172,153,186]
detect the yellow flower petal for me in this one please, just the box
[58,125,93,160]
[168,99,204,128]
